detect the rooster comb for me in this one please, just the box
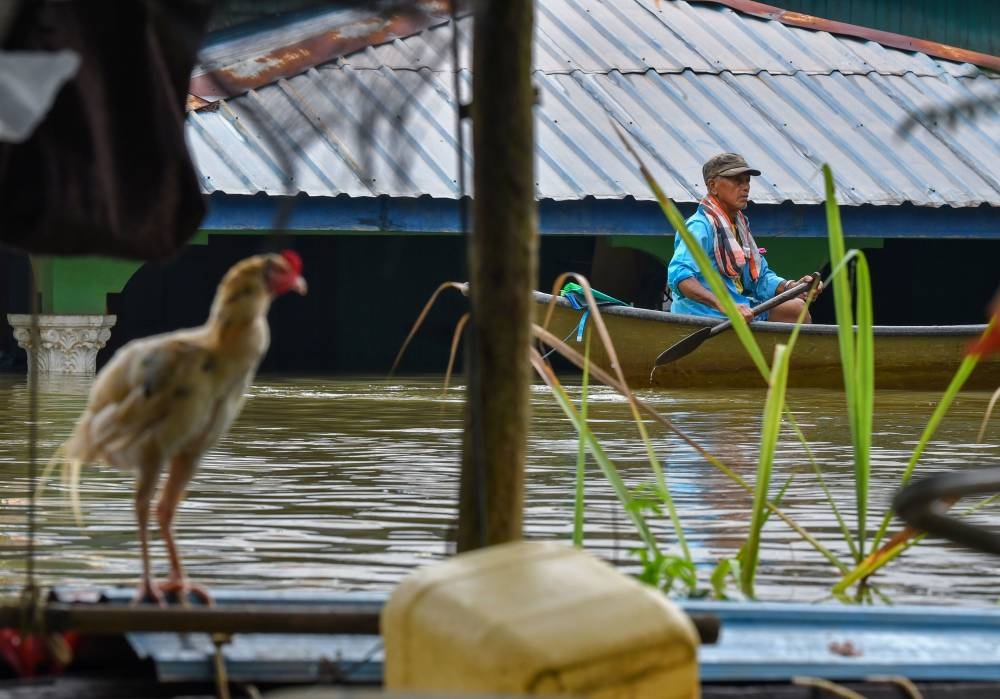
[280,249,303,274]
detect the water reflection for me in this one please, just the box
[1,374,999,606]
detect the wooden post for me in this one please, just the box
[457,0,537,552]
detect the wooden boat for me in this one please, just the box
[533,291,1000,391]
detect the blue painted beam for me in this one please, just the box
[201,193,1000,239]
[94,588,1000,685]
[686,599,1000,682]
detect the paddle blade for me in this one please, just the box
[654,327,712,366]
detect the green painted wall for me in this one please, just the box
[206,1,999,55]
[756,237,884,281]
[32,257,143,314]
[30,233,884,316]
[29,227,445,317]
[207,0,323,31]
[776,0,1000,56]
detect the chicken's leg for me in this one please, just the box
[134,465,164,606]
[156,455,211,606]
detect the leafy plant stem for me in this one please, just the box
[533,323,848,574]
[784,410,859,561]
[742,343,792,597]
[572,327,591,547]
[530,348,660,555]
[835,491,1000,594]
[541,272,692,565]
[823,165,873,561]
[870,353,980,551]
[632,401,692,564]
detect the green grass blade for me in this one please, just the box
[711,558,742,600]
[835,491,1000,595]
[743,464,800,554]
[531,350,660,554]
[771,276,859,558]
[653,463,693,565]
[896,355,981,492]
[572,327,591,548]
[851,251,874,558]
[751,280,859,560]
[623,363,692,564]
[783,406,859,560]
[741,343,792,598]
[823,165,874,561]
[624,385,692,564]
[544,272,692,565]
[822,167,859,472]
[823,165,856,394]
[870,351,981,550]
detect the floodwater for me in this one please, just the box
[2,374,999,606]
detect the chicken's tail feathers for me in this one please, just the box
[37,441,86,527]
[66,457,84,527]
[36,441,66,498]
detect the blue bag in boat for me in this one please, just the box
[559,283,629,341]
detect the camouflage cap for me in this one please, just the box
[702,152,762,183]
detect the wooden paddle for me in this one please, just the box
[652,275,819,371]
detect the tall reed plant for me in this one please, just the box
[613,126,996,599]
[397,144,997,599]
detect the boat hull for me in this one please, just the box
[534,292,1000,390]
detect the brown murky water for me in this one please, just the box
[2,374,999,606]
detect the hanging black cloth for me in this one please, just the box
[0,0,213,260]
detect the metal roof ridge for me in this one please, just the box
[687,0,1000,72]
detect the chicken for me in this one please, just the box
[48,250,306,605]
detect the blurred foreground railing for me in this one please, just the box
[0,601,719,643]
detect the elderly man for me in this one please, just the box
[667,153,820,323]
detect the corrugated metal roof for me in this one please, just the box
[186,0,1000,208]
[689,0,1000,71]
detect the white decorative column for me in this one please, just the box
[7,314,116,375]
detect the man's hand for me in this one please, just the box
[790,274,823,301]
[678,277,757,323]
[734,304,755,323]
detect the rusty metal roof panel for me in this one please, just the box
[187,0,1000,208]
[191,1,453,99]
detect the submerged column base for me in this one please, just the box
[7,314,117,375]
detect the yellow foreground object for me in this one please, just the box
[382,540,700,698]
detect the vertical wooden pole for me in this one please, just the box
[457,0,537,552]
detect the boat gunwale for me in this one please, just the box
[533,291,989,337]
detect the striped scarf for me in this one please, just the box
[701,195,761,283]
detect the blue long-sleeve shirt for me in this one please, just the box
[667,207,785,319]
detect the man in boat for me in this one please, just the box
[667,153,821,323]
